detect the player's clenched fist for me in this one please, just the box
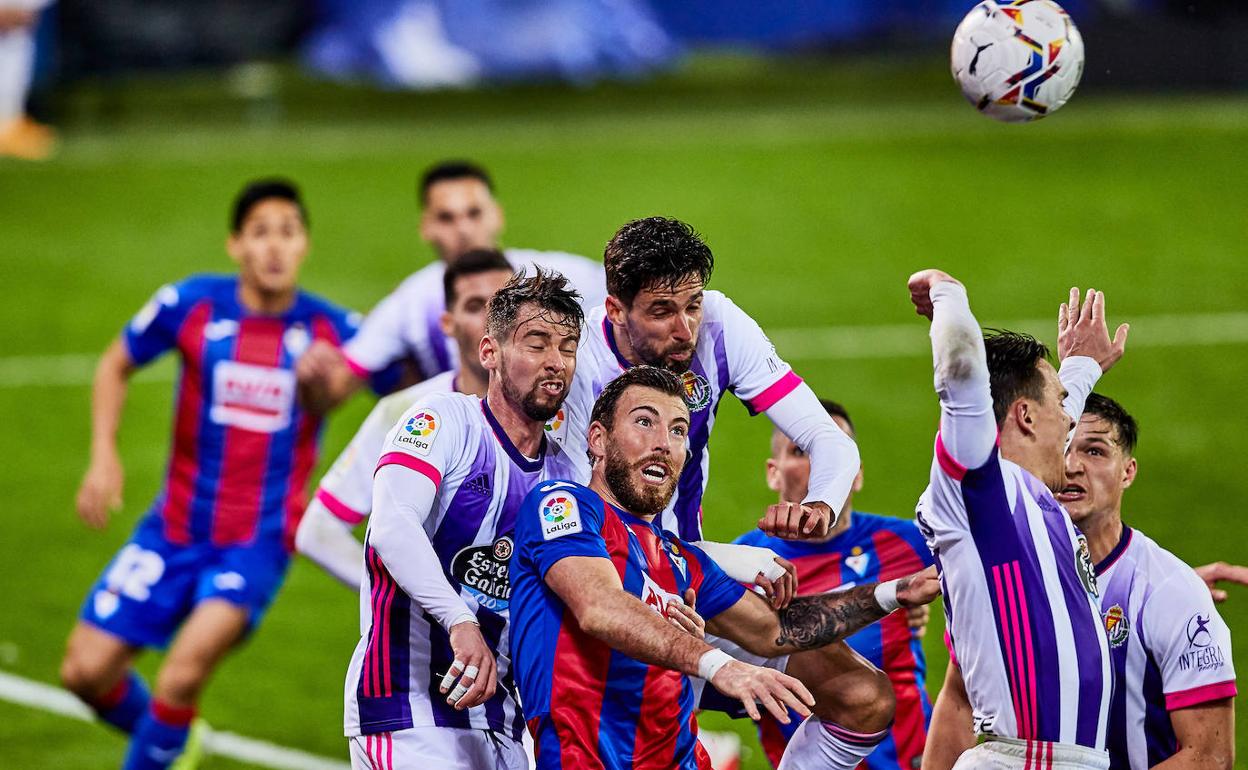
[907,269,962,319]
[76,451,124,529]
[758,500,833,541]
[442,620,497,711]
[710,660,815,724]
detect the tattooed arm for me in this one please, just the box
[704,566,940,657]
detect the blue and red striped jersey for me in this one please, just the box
[735,511,936,770]
[122,274,358,550]
[511,480,747,770]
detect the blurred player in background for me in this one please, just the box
[511,366,940,770]
[295,248,516,588]
[298,159,607,403]
[0,0,54,159]
[344,270,584,769]
[736,399,935,770]
[60,180,359,770]
[911,272,1129,769]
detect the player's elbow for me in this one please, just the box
[573,603,617,641]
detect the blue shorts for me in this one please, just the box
[79,515,290,649]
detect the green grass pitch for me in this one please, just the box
[1,55,1246,768]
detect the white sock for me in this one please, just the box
[0,27,35,123]
[776,717,888,770]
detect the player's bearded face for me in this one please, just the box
[228,199,308,297]
[497,309,578,422]
[621,278,703,374]
[600,390,688,515]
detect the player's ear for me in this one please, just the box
[479,333,499,372]
[764,457,782,492]
[1013,399,1037,438]
[587,420,608,463]
[225,234,243,265]
[439,311,454,337]
[852,463,865,494]
[1121,456,1137,489]
[604,294,628,327]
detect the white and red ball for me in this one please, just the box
[951,0,1085,123]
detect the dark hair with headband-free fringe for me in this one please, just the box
[485,268,584,340]
[983,329,1052,426]
[231,178,306,234]
[590,365,687,431]
[443,248,513,306]
[603,217,715,306]
[1081,392,1139,456]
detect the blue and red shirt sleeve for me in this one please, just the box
[516,481,610,580]
[680,540,747,621]
[121,278,200,367]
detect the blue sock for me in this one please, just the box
[122,700,194,770]
[92,671,150,734]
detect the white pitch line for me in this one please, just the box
[0,670,350,770]
[3,311,1248,389]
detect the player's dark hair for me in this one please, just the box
[231,178,306,233]
[419,160,494,206]
[443,249,513,306]
[983,330,1051,425]
[1082,392,1139,456]
[819,399,854,434]
[485,268,583,339]
[591,365,687,430]
[604,217,715,306]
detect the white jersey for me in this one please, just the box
[917,281,1112,750]
[344,391,581,741]
[1096,526,1236,769]
[343,248,606,380]
[314,371,457,526]
[563,290,804,539]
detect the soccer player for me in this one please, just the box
[0,0,55,159]
[295,249,518,588]
[1062,393,1236,769]
[511,365,940,770]
[343,269,584,769]
[736,399,936,770]
[60,179,359,770]
[911,271,1130,769]
[298,160,607,402]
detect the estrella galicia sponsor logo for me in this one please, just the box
[680,371,712,412]
[1103,604,1130,648]
[1075,534,1099,598]
[394,409,440,455]
[450,537,513,612]
[1178,613,1226,673]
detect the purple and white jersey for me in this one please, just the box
[1096,526,1236,769]
[563,291,803,540]
[343,391,581,740]
[918,441,1113,748]
[343,249,606,382]
[313,372,456,528]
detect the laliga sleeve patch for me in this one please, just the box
[393,408,441,456]
[540,491,582,540]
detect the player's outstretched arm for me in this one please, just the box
[75,339,137,530]
[908,269,996,471]
[922,662,975,770]
[706,565,940,657]
[1194,562,1248,603]
[294,499,365,589]
[545,555,814,723]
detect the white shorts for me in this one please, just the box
[691,634,791,714]
[953,738,1110,770]
[348,726,530,770]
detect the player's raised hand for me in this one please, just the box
[753,556,798,610]
[758,501,832,541]
[895,565,941,608]
[1057,287,1129,372]
[907,269,962,320]
[76,451,123,529]
[905,604,931,638]
[667,589,706,639]
[443,620,497,710]
[710,660,814,724]
[1194,562,1248,603]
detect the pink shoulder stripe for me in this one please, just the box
[315,487,367,525]
[935,433,968,481]
[748,371,803,414]
[375,451,442,488]
[1165,680,1237,711]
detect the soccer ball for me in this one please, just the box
[951,0,1085,123]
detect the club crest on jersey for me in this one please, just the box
[665,541,688,579]
[394,409,440,455]
[451,537,513,611]
[1074,534,1099,598]
[540,492,581,540]
[1103,604,1130,648]
[680,371,712,412]
[283,323,310,357]
[846,546,870,577]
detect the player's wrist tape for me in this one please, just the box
[698,649,734,681]
[874,579,901,613]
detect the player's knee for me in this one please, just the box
[814,664,894,732]
[59,650,114,700]
[154,658,211,706]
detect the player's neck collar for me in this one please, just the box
[480,398,546,473]
[602,318,633,370]
[1093,525,1132,577]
